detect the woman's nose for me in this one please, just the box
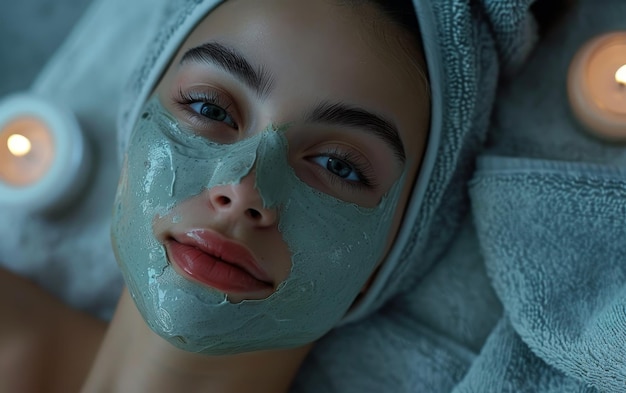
[207,172,277,227]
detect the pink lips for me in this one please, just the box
[165,229,273,294]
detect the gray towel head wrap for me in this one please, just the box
[117,0,537,324]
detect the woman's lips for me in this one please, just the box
[165,229,273,294]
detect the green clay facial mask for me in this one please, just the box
[112,97,405,354]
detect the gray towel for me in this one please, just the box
[460,0,626,391]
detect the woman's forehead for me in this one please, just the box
[181,0,424,76]
[168,0,429,152]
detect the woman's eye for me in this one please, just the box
[172,89,240,134]
[311,155,361,182]
[189,102,237,128]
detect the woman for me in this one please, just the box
[0,0,536,392]
[104,0,429,390]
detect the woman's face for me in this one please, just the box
[112,0,429,354]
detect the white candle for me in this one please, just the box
[567,31,626,141]
[0,93,90,214]
[0,117,55,188]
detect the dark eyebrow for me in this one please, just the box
[306,101,406,163]
[180,42,275,98]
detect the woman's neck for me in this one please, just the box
[81,289,312,393]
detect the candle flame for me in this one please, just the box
[7,134,32,157]
[617,64,626,86]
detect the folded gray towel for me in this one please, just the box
[470,159,626,392]
[460,0,626,390]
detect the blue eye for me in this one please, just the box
[174,89,239,133]
[189,102,237,128]
[311,155,362,182]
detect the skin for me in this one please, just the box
[150,0,429,305]
[0,1,429,392]
[0,268,105,393]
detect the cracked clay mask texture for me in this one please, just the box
[112,97,405,354]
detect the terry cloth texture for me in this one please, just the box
[459,0,626,391]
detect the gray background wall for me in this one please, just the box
[0,0,93,96]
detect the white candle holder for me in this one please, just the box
[0,93,91,214]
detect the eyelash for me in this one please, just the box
[172,88,239,130]
[171,89,377,191]
[313,148,378,190]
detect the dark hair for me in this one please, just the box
[337,0,430,92]
[356,0,430,93]
[368,0,420,36]
[340,0,420,38]
[530,0,576,36]
[340,0,425,65]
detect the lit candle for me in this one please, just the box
[0,93,90,214]
[617,65,626,85]
[567,31,626,141]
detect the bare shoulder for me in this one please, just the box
[0,267,109,393]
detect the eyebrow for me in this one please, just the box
[180,42,275,98]
[180,43,406,163]
[306,102,406,163]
